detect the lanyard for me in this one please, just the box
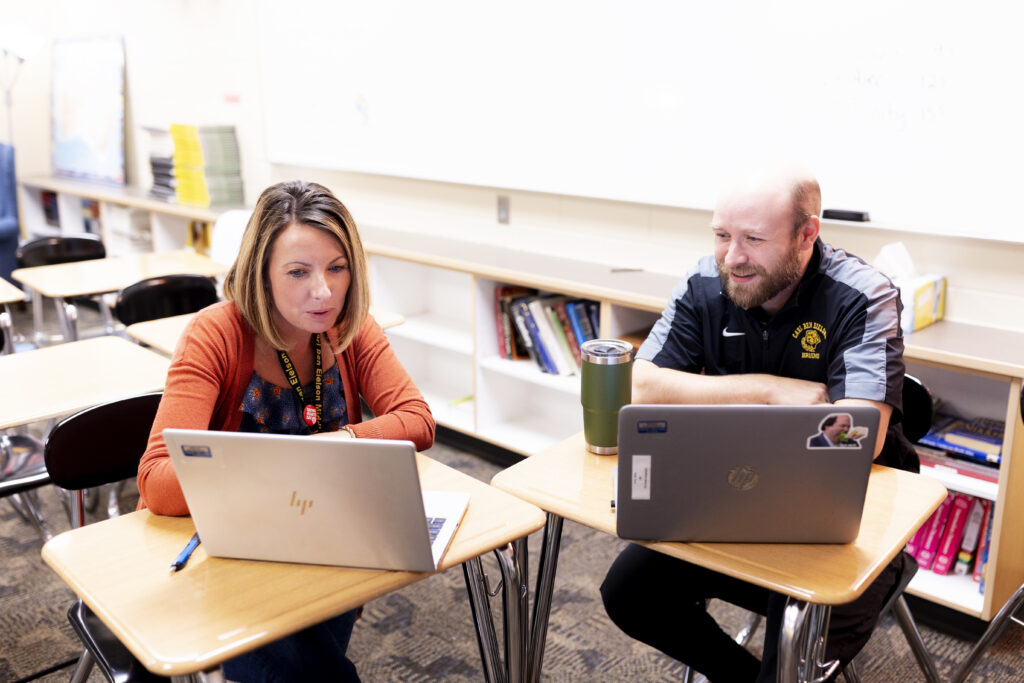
[277,333,323,434]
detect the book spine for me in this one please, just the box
[933,493,972,575]
[543,304,577,375]
[586,301,601,337]
[974,499,991,585]
[906,520,929,557]
[975,501,994,585]
[954,497,986,575]
[510,299,547,372]
[574,301,597,341]
[518,299,558,374]
[916,493,953,570]
[494,287,509,359]
[555,301,583,369]
[529,298,570,375]
[565,300,588,347]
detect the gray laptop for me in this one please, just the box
[615,404,880,543]
[162,429,470,572]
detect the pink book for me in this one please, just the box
[906,520,929,557]
[933,493,973,575]
[916,493,954,570]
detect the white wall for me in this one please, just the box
[4,0,1024,331]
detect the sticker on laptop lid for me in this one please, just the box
[180,444,213,458]
[806,412,868,449]
[631,454,651,500]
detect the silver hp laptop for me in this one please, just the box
[162,429,470,572]
[615,404,880,543]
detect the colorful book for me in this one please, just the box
[915,445,999,484]
[954,497,987,575]
[586,301,601,338]
[933,493,973,575]
[916,493,953,570]
[552,299,583,369]
[494,285,534,359]
[528,298,572,375]
[906,520,929,557]
[512,298,556,374]
[975,501,994,585]
[918,414,1004,465]
[567,300,596,346]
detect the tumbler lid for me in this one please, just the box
[580,339,634,365]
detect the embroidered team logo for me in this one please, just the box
[792,322,826,359]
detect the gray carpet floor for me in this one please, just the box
[3,303,1024,681]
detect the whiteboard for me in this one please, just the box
[257,0,1024,242]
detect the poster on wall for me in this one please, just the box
[51,37,126,185]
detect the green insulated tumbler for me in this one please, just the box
[580,339,633,454]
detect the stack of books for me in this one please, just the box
[908,492,993,592]
[918,413,1004,465]
[493,286,600,376]
[144,126,176,200]
[169,124,244,207]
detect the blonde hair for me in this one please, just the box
[223,181,369,352]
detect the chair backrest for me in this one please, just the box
[902,374,934,444]
[15,233,106,268]
[113,274,219,327]
[44,392,163,491]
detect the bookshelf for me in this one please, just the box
[18,176,246,256]
[363,225,1024,624]
[362,226,666,456]
[902,322,1024,621]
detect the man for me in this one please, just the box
[600,163,916,682]
[809,412,857,448]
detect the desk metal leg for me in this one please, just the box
[778,599,837,683]
[464,556,506,683]
[55,296,79,342]
[463,536,531,683]
[528,512,563,683]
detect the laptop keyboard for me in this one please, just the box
[426,516,446,543]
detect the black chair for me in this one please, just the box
[15,233,109,343]
[44,391,168,683]
[113,273,219,327]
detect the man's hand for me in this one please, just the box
[760,376,830,405]
[632,359,828,405]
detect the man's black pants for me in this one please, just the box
[600,544,906,682]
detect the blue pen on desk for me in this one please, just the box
[170,532,201,574]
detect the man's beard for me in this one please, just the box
[718,249,803,309]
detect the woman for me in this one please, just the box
[138,180,434,681]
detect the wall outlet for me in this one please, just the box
[497,195,510,224]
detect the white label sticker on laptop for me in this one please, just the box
[631,455,651,500]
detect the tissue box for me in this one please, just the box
[895,274,946,333]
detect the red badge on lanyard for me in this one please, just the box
[303,404,317,426]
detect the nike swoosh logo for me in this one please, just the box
[722,328,746,337]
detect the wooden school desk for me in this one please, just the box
[11,249,227,343]
[0,276,25,353]
[490,432,948,683]
[125,307,406,355]
[42,453,546,681]
[0,336,170,430]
